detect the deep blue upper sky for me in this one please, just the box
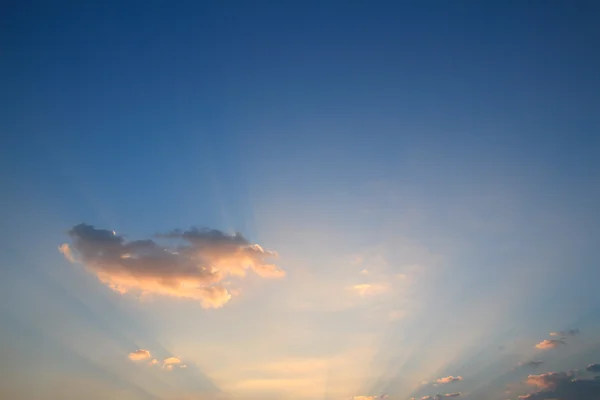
[3,2,599,230]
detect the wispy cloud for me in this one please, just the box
[436,376,463,384]
[128,349,151,361]
[518,360,544,368]
[59,224,284,308]
[549,329,580,337]
[58,243,75,262]
[535,339,565,349]
[421,394,461,400]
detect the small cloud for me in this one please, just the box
[517,368,600,400]
[519,361,544,368]
[422,395,461,400]
[128,349,151,361]
[163,356,181,366]
[165,365,174,371]
[149,359,159,366]
[58,243,75,262]
[352,283,387,296]
[549,329,579,337]
[526,372,571,390]
[436,376,463,384]
[587,364,600,373]
[397,273,407,280]
[360,269,370,275]
[180,364,187,369]
[535,339,565,349]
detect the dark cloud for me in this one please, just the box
[59,224,284,308]
[518,360,544,368]
[587,364,600,373]
[420,393,461,400]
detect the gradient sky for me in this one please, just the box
[2,1,600,400]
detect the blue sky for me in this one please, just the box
[1,1,600,400]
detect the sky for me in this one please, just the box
[1,1,600,399]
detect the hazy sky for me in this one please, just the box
[1,2,600,400]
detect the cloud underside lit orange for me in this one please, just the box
[535,339,565,349]
[128,349,151,361]
[436,376,463,384]
[59,224,284,308]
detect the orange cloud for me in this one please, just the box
[436,376,463,384]
[164,356,181,366]
[60,224,284,308]
[149,359,159,366]
[535,339,565,349]
[58,243,74,262]
[128,349,151,361]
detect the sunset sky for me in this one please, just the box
[1,1,600,400]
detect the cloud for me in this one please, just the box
[165,365,174,371]
[519,361,544,368]
[149,359,159,366]
[436,376,463,384]
[549,329,580,337]
[58,243,75,262]
[519,370,600,400]
[421,394,461,400]
[535,339,565,349]
[352,283,388,296]
[163,356,181,366]
[586,364,600,373]
[128,349,151,361]
[526,372,572,390]
[60,224,284,308]
[180,364,187,369]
